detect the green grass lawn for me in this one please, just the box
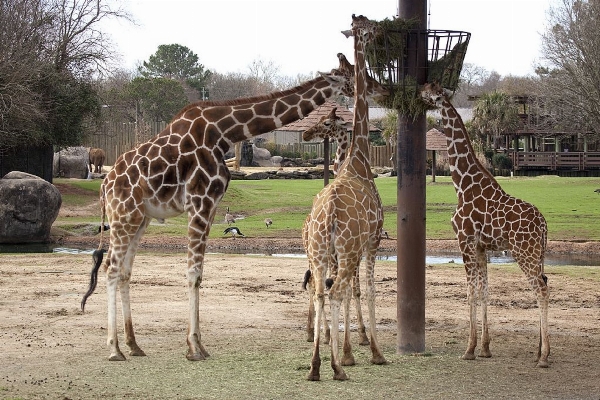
[54,174,600,241]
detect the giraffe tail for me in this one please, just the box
[81,249,105,312]
[302,269,311,290]
[81,182,108,313]
[97,183,107,251]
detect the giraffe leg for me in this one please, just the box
[536,292,550,368]
[120,217,151,357]
[364,250,386,365]
[341,285,355,366]
[462,271,478,360]
[185,214,211,361]
[106,255,126,361]
[477,249,492,358]
[352,264,369,346]
[515,251,550,368]
[328,296,348,381]
[307,291,325,381]
[306,280,315,342]
[186,260,209,361]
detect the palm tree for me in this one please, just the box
[471,91,520,151]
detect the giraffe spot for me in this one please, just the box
[170,119,191,134]
[179,134,197,154]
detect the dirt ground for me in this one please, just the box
[1,250,599,399]
[1,178,598,398]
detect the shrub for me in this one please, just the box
[492,153,513,170]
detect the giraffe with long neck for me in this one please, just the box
[420,82,550,368]
[302,106,350,176]
[301,107,369,346]
[80,55,389,362]
[305,14,387,381]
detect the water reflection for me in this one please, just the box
[0,243,597,266]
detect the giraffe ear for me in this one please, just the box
[443,88,454,98]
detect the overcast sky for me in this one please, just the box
[105,0,553,78]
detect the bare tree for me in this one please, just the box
[0,0,52,146]
[539,0,600,133]
[47,0,131,76]
[0,0,130,149]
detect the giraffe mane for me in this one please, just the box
[173,74,333,119]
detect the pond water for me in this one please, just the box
[1,243,598,267]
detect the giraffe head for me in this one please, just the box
[302,107,349,175]
[420,82,450,107]
[302,107,347,142]
[351,14,381,42]
[334,53,389,102]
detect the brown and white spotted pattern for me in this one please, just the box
[420,82,550,368]
[305,15,388,381]
[80,54,389,362]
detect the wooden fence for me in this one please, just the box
[511,151,600,171]
[83,122,398,168]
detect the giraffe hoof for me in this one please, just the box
[307,372,320,381]
[359,338,370,346]
[186,351,207,361]
[478,351,492,358]
[461,353,476,361]
[108,352,126,361]
[536,359,549,368]
[129,348,146,357]
[341,355,355,366]
[371,355,388,365]
[333,370,348,381]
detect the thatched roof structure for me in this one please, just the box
[426,128,447,151]
[276,101,379,133]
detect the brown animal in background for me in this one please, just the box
[89,148,106,173]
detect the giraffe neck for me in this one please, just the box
[440,99,498,192]
[341,29,373,181]
[175,76,340,148]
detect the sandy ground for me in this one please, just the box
[1,176,598,398]
[0,251,599,399]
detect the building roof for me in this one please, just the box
[275,101,379,132]
[426,128,447,151]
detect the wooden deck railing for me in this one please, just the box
[511,151,600,170]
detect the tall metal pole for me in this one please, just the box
[396,0,427,354]
[323,137,330,186]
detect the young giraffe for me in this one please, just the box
[301,107,369,346]
[420,82,550,368]
[305,14,387,381]
[80,55,389,362]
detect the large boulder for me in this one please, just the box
[53,146,88,178]
[0,171,62,244]
[252,144,273,167]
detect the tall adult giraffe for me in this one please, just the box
[305,15,387,381]
[420,82,550,368]
[80,55,389,362]
[301,107,369,346]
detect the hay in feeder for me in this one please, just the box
[365,17,469,118]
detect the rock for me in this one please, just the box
[53,146,89,178]
[252,145,273,167]
[270,155,283,166]
[0,171,62,244]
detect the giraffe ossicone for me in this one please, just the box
[420,82,550,368]
[80,53,389,362]
[305,14,388,381]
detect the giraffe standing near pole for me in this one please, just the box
[305,14,387,381]
[80,55,389,362]
[420,82,550,367]
[301,107,369,346]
